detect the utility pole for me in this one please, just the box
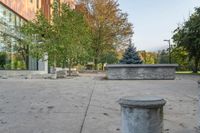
[164,39,171,64]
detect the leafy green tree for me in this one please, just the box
[158,50,169,64]
[77,0,133,69]
[120,42,143,64]
[139,51,158,64]
[20,10,53,67]
[171,45,189,71]
[99,51,119,70]
[173,7,200,73]
[21,2,90,75]
[54,3,90,75]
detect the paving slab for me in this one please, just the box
[0,78,94,133]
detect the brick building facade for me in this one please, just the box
[0,0,75,70]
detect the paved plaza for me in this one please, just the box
[0,74,199,133]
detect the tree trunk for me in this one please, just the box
[62,58,67,68]
[193,57,199,73]
[52,58,57,74]
[94,58,98,70]
[68,59,72,76]
[25,54,29,70]
[101,63,104,71]
[94,46,100,70]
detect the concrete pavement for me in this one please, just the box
[0,74,199,133]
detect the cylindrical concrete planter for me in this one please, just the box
[118,97,166,133]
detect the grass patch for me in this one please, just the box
[176,71,200,75]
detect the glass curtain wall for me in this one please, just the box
[0,3,27,70]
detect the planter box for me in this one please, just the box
[105,64,178,80]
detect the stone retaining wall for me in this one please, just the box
[0,70,48,79]
[105,64,178,80]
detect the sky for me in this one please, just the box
[118,0,200,51]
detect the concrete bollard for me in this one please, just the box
[118,96,166,133]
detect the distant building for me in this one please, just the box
[0,0,75,71]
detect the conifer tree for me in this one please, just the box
[120,40,143,64]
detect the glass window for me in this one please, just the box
[37,0,39,8]
[19,18,21,27]
[11,13,15,25]
[3,10,6,16]
[14,15,17,26]
[0,3,27,70]
[21,19,24,26]
[9,13,12,22]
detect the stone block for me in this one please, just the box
[56,70,67,78]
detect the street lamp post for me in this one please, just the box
[164,39,171,64]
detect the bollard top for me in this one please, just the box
[118,96,166,108]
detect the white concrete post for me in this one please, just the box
[38,53,48,74]
[118,96,166,133]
